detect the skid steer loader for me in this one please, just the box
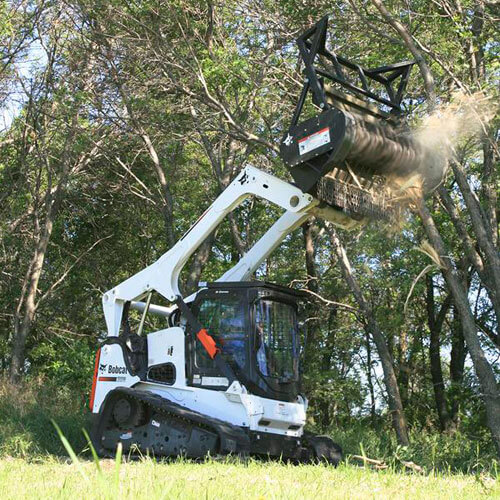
[89,16,439,463]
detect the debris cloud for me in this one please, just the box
[391,91,495,199]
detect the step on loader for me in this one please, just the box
[89,16,439,464]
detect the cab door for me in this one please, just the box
[186,289,249,390]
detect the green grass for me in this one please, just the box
[327,423,497,475]
[0,376,498,499]
[0,377,88,457]
[0,456,498,499]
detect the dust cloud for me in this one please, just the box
[391,91,495,199]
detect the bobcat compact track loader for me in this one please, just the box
[89,16,437,463]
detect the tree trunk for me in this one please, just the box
[417,198,500,457]
[397,328,410,408]
[303,220,319,295]
[101,40,178,250]
[370,0,436,106]
[302,220,320,365]
[480,137,498,247]
[329,227,410,446]
[184,230,216,294]
[450,161,500,302]
[10,195,58,380]
[8,105,82,380]
[449,307,466,424]
[365,330,376,423]
[140,132,177,249]
[438,186,500,337]
[426,276,453,431]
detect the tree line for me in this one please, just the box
[0,0,498,456]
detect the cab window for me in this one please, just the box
[255,299,299,381]
[195,295,247,369]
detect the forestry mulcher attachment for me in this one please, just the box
[89,17,433,463]
[280,17,443,221]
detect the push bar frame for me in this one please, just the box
[289,16,415,129]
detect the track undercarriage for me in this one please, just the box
[92,388,342,465]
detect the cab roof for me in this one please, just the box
[202,281,308,299]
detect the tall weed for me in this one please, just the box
[0,376,88,458]
[0,376,497,476]
[329,420,497,475]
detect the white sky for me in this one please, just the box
[1,40,47,131]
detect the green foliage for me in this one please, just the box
[0,377,89,458]
[333,420,497,475]
[0,0,498,468]
[28,338,95,390]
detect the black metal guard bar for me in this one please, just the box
[175,296,236,385]
[291,15,415,124]
[315,68,398,109]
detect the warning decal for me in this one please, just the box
[298,127,331,156]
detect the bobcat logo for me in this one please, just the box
[283,134,293,146]
[237,171,248,185]
[167,346,174,356]
[99,363,107,372]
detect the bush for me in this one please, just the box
[0,376,90,458]
[328,419,498,475]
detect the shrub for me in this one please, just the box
[0,376,90,458]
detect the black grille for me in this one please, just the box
[317,176,397,221]
[147,363,176,385]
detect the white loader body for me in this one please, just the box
[90,165,353,443]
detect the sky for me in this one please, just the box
[1,40,47,131]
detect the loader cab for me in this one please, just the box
[185,282,305,402]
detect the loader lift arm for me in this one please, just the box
[102,165,356,338]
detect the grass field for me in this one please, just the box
[0,456,498,499]
[0,378,498,499]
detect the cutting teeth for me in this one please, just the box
[317,176,398,222]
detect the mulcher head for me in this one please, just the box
[280,17,442,222]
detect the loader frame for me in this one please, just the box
[101,165,356,340]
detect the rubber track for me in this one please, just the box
[94,387,250,457]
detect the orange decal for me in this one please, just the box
[89,348,101,410]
